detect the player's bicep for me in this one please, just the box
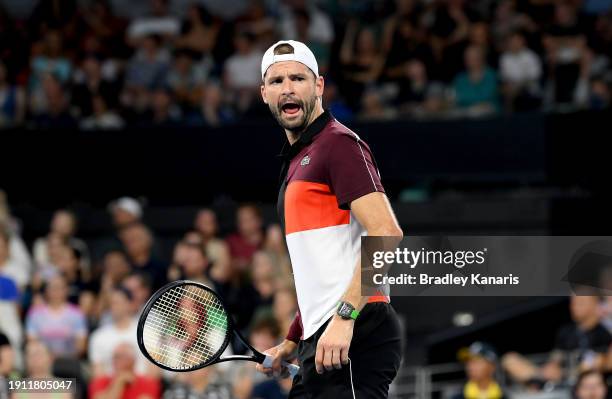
[350,192,402,237]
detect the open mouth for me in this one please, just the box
[281,101,301,116]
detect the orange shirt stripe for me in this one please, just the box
[285,181,350,235]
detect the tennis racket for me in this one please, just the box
[136,280,299,378]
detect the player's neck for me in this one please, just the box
[285,105,324,145]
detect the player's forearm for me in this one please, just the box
[339,259,369,313]
[340,222,403,312]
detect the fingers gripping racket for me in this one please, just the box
[136,280,299,378]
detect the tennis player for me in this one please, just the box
[256,40,403,398]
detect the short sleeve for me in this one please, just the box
[327,133,385,210]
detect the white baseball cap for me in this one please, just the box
[261,40,319,80]
[108,197,143,218]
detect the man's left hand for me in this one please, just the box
[315,316,354,373]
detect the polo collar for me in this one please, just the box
[278,110,333,160]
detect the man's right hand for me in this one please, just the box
[256,339,298,378]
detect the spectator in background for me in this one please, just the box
[31,233,66,294]
[0,191,32,285]
[95,196,146,261]
[279,0,334,46]
[227,203,264,271]
[503,296,612,389]
[262,224,289,277]
[0,61,25,127]
[251,251,277,306]
[141,87,181,128]
[428,0,474,82]
[26,275,87,359]
[174,4,220,57]
[223,31,263,113]
[395,59,445,117]
[33,209,90,276]
[0,276,21,372]
[359,88,397,121]
[339,21,386,110]
[199,81,230,127]
[500,31,542,112]
[194,208,231,283]
[28,30,72,109]
[491,0,536,52]
[89,287,149,377]
[273,286,298,338]
[109,197,143,229]
[119,223,167,290]
[24,340,54,378]
[444,20,498,83]
[166,49,209,117]
[77,0,127,57]
[453,342,506,399]
[71,55,119,119]
[121,271,151,319]
[573,370,608,399]
[80,95,125,130]
[32,74,77,128]
[321,79,353,122]
[163,366,232,399]
[382,8,435,85]
[0,227,29,290]
[292,8,330,74]
[588,77,611,110]
[234,1,275,48]
[0,331,15,378]
[89,342,161,399]
[453,45,500,116]
[96,250,132,325]
[543,2,592,108]
[234,316,282,399]
[176,241,215,288]
[249,317,294,399]
[123,34,170,115]
[51,244,96,320]
[126,0,179,46]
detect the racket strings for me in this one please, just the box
[142,285,229,370]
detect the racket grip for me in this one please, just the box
[263,355,300,378]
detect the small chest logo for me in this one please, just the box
[300,155,311,166]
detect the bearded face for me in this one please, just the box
[261,61,323,133]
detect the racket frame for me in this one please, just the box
[137,279,266,372]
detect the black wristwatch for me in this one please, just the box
[337,301,360,320]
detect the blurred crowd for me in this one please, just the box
[0,191,297,399]
[2,186,612,399]
[0,0,611,130]
[452,296,612,399]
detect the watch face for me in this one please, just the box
[338,302,353,318]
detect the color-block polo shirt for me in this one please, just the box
[277,110,388,341]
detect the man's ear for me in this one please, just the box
[260,84,267,104]
[316,76,325,98]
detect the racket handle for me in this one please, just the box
[262,355,300,378]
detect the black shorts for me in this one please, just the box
[288,302,402,399]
